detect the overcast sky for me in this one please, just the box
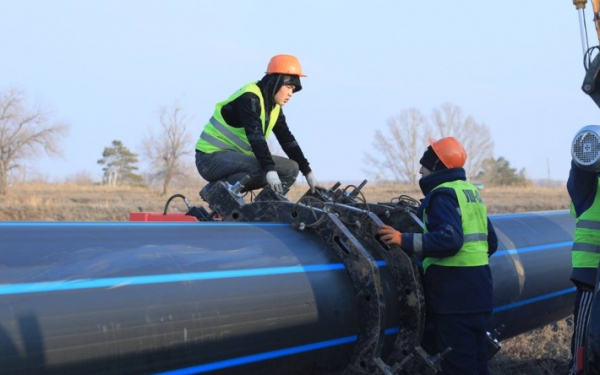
[0,1,596,183]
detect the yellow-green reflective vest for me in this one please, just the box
[422,180,489,273]
[196,82,281,155]
[571,178,600,269]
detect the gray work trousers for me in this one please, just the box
[195,151,300,191]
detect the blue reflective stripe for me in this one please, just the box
[144,289,575,375]
[151,335,358,375]
[0,264,346,295]
[0,262,388,295]
[0,239,574,296]
[493,287,577,313]
[492,241,573,257]
[147,286,577,375]
[150,328,399,375]
[490,211,569,220]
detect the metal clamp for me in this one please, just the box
[199,181,435,374]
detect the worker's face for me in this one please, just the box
[274,85,295,106]
[419,165,431,177]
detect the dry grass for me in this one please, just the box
[0,182,569,221]
[489,319,572,375]
[0,182,574,374]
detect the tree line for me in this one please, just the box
[0,88,192,196]
[97,105,190,196]
[0,88,530,197]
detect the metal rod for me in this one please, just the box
[579,8,590,55]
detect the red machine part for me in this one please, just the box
[129,212,199,222]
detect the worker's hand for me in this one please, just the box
[266,171,283,193]
[378,224,402,247]
[306,172,324,193]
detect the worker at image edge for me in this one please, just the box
[195,54,323,196]
[378,137,498,375]
[566,156,600,375]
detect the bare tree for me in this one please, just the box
[142,104,191,196]
[0,89,68,195]
[430,103,493,177]
[363,108,429,185]
[364,104,494,185]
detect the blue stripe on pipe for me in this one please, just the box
[0,222,290,227]
[490,211,569,220]
[148,282,577,375]
[150,327,400,375]
[0,264,346,295]
[143,289,576,375]
[493,287,577,313]
[150,334,359,375]
[492,241,573,257]
[0,238,573,295]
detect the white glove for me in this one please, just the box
[266,171,283,193]
[306,172,324,193]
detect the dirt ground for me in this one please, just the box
[0,182,574,375]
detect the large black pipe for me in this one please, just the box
[0,211,576,375]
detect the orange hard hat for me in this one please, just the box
[429,137,467,168]
[266,55,307,77]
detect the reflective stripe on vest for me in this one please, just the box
[572,178,600,269]
[199,132,239,152]
[422,180,489,273]
[195,82,281,155]
[576,220,600,230]
[207,116,252,152]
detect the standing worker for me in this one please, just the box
[566,126,600,375]
[195,55,322,196]
[378,137,498,375]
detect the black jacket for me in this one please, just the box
[218,77,311,175]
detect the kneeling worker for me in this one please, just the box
[378,137,498,375]
[195,54,322,196]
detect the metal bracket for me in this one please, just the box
[582,52,600,109]
[314,203,428,371]
[487,324,504,360]
[200,180,435,374]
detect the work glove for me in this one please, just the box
[305,172,324,193]
[378,224,402,247]
[266,171,283,193]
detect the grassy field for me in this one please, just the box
[0,182,570,221]
[0,182,574,374]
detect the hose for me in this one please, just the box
[163,194,192,215]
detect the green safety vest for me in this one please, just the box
[422,180,489,273]
[571,178,600,269]
[196,82,281,155]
